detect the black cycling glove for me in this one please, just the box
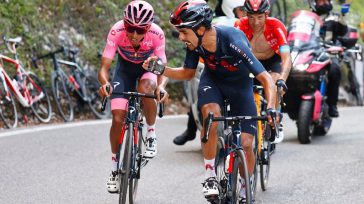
[276,79,288,92]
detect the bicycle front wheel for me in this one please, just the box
[128,127,143,203]
[0,81,18,128]
[231,149,252,204]
[27,73,52,123]
[119,123,133,204]
[51,71,74,122]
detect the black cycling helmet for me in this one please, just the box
[170,0,213,30]
[243,0,270,14]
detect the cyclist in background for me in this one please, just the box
[308,0,349,117]
[98,0,168,193]
[235,0,292,143]
[143,0,277,202]
[173,0,246,146]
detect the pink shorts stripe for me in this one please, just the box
[111,98,128,111]
[140,72,157,83]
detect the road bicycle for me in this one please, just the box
[33,46,110,121]
[0,36,52,128]
[252,85,283,194]
[202,99,277,204]
[102,90,164,204]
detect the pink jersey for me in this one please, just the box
[102,20,166,64]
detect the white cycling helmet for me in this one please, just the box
[221,0,245,18]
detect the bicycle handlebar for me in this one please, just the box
[100,90,165,118]
[201,112,269,143]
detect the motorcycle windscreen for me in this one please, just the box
[287,10,323,66]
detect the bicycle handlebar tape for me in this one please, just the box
[148,58,165,75]
[202,112,214,143]
[158,92,164,118]
[101,85,110,112]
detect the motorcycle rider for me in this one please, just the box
[173,0,246,146]
[309,0,349,117]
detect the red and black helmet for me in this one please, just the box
[243,0,270,14]
[169,0,213,29]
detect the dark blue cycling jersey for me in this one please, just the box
[184,25,266,86]
[183,26,266,135]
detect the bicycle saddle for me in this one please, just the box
[6,37,22,43]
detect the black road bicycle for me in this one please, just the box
[102,91,164,204]
[33,47,110,121]
[202,99,278,204]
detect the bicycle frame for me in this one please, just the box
[54,58,88,100]
[0,54,44,107]
[117,93,146,170]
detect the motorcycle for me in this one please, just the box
[284,10,333,144]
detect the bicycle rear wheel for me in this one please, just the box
[231,149,252,204]
[85,74,110,119]
[260,121,272,191]
[27,72,52,123]
[119,123,133,204]
[128,126,143,203]
[51,71,74,122]
[0,80,18,128]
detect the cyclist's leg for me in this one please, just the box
[138,69,158,158]
[138,72,157,129]
[198,73,223,198]
[261,55,285,143]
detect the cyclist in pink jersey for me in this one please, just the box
[98,0,168,193]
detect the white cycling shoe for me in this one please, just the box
[107,171,119,193]
[202,177,219,198]
[144,137,157,158]
[273,124,284,144]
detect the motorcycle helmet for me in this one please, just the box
[308,0,333,15]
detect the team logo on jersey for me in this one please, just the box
[202,86,212,92]
[113,82,120,89]
[159,33,164,40]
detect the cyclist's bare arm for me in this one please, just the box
[279,51,292,81]
[163,66,196,80]
[142,57,196,80]
[256,71,276,110]
[98,57,113,97]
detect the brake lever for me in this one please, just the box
[158,92,164,118]
[101,85,110,112]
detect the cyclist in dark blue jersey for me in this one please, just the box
[142,0,277,201]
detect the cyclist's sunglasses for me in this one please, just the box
[124,21,149,35]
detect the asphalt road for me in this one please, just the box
[0,107,364,204]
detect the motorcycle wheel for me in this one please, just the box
[297,100,314,144]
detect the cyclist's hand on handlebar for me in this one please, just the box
[155,86,169,103]
[276,79,288,95]
[267,108,280,127]
[99,83,112,97]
